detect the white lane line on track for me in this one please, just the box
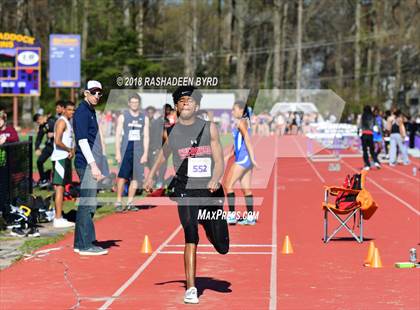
[269,138,278,310]
[165,244,276,247]
[293,137,325,183]
[340,160,420,216]
[382,164,420,183]
[98,225,182,310]
[297,138,419,216]
[158,251,272,255]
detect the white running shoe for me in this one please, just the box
[184,287,199,304]
[227,212,237,225]
[79,246,108,256]
[363,166,370,171]
[238,215,256,226]
[53,218,75,228]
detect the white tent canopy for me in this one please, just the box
[137,92,236,110]
[270,102,320,115]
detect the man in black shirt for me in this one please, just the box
[33,113,56,187]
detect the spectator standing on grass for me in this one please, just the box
[33,112,56,188]
[0,110,19,145]
[32,101,65,189]
[72,80,108,256]
[0,110,19,217]
[51,101,76,229]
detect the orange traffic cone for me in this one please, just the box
[141,235,152,254]
[363,241,376,266]
[281,235,294,254]
[370,248,383,268]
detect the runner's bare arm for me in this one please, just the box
[144,139,171,190]
[238,119,258,167]
[99,121,106,155]
[115,114,124,162]
[209,122,224,187]
[142,117,150,162]
[162,127,169,143]
[54,119,71,152]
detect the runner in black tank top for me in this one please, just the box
[144,86,229,304]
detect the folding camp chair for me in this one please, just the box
[322,171,367,243]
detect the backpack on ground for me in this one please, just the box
[335,173,362,210]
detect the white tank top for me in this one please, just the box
[51,116,74,161]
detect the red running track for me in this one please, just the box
[1,135,419,309]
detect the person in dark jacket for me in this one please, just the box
[0,110,19,216]
[360,105,381,170]
[33,113,57,187]
[0,110,19,145]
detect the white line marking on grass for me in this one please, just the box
[98,225,182,310]
[293,137,325,183]
[269,138,278,310]
[341,160,420,216]
[158,251,272,255]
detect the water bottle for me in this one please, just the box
[413,167,417,177]
[409,248,417,263]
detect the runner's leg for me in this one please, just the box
[178,204,200,289]
[224,163,248,212]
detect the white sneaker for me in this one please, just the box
[53,218,75,228]
[184,287,199,304]
[78,246,108,256]
[363,166,370,171]
[227,212,237,225]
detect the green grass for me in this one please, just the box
[4,133,233,266]
[18,234,66,255]
[2,189,118,264]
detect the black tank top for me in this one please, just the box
[168,118,213,188]
[122,110,145,153]
[391,121,400,134]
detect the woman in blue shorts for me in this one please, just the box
[372,106,384,159]
[224,100,258,225]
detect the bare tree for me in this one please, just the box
[354,0,362,102]
[124,0,130,28]
[136,0,144,56]
[335,31,344,89]
[184,0,197,77]
[280,2,288,89]
[372,0,382,97]
[235,0,246,88]
[16,0,24,33]
[71,0,78,33]
[296,0,303,98]
[82,0,89,61]
[273,0,283,89]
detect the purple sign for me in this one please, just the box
[49,34,81,88]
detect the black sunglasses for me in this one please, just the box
[89,90,103,97]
